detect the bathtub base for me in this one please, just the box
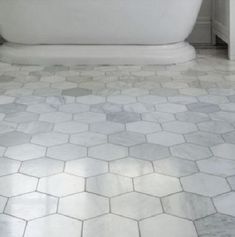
[0,42,196,65]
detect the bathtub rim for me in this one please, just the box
[0,42,196,65]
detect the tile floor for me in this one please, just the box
[0,49,235,237]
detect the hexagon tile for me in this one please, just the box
[1,50,235,237]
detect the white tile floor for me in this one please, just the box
[0,49,235,237]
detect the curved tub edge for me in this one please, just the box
[0,42,196,65]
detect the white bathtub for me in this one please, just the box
[0,0,202,65]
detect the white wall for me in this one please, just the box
[189,0,212,44]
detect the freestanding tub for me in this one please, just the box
[0,0,202,65]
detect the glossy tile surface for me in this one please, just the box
[1,49,235,236]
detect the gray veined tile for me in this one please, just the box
[208,88,235,96]
[182,69,208,77]
[0,173,37,197]
[45,96,67,106]
[111,192,162,220]
[126,121,161,134]
[107,111,141,124]
[109,131,145,147]
[87,173,132,197]
[134,81,160,90]
[0,75,14,82]
[70,132,107,147]
[0,214,26,237]
[16,75,39,84]
[54,121,88,134]
[0,131,31,146]
[5,144,46,161]
[154,157,198,177]
[199,95,229,104]
[210,111,235,123]
[47,144,86,161]
[6,88,33,97]
[130,143,170,161]
[123,103,155,114]
[107,95,136,105]
[20,157,64,177]
[23,82,49,90]
[5,192,57,220]
[80,70,105,77]
[161,81,189,89]
[181,173,230,197]
[59,103,89,113]
[142,111,175,123]
[195,214,235,237]
[137,95,167,104]
[168,96,197,105]
[162,192,216,220]
[0,95,15,104]
[110,157,153,177]
[156,103,187,113]
[31,132,69,147]
[134,173,182,197]
[213,192,235,217]
[220,103,235,112]
[122,88,149,96]
[171,143,212,161]
[79,81,105,91]
[197,157,235,177]
[151,88,179,96]
[0,158,20,176]
[228,95,235,103]
[162,121,197,134]
[176,111,209,123]
[43,65,68,73]
[24,214,82,237]
[16,96,45,105]
[0,113,5,121]
[34,88,62,97]
[90,102,122,114]
[90,121,124,135]
[74,112,106,123]
[147,132,185,146]
[0,121,17,134]
[4,111,39,123]
[93,88,120,96]
[0,103,26,114]
[0,196,7,212]
[131,70,155,77]
[59,192,109,220]
[211,143,235,160]
[180,88,207,96]
[38,173,84,197]
[88,144,128,161]
[76,95,105,105]
[40,75,65,83]
[187,102,220,113]
[17,121,53,134]
[228,176,235,190]
[30,70,52,77]
[39,112,72,123]
[65,158,108,177]
[51,81,77,90]
[198,120,234,134]
[27,103,57,114]
[223,131,235,144]
[140,214,197,237]
[185,131,224,147]
[83,214,139,237]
